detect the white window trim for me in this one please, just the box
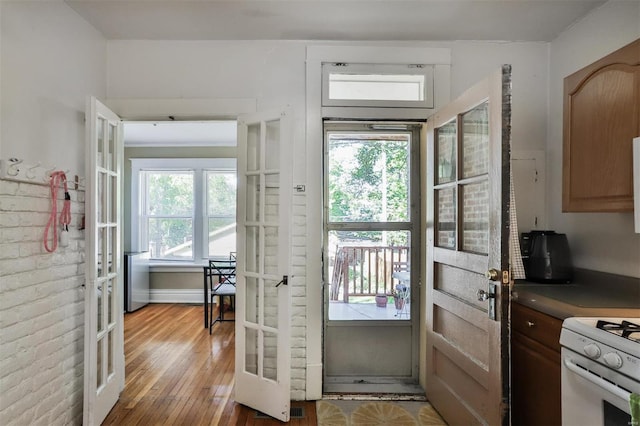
[130,157,237,265]
[322,63,434,108]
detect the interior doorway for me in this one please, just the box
[322,121,423,394]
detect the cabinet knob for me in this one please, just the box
[526,320,535,328]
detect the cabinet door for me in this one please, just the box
[511,333,561,426]
[563,38,640,212]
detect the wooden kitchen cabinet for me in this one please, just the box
[563,38,640,212]
[511,302,563,426]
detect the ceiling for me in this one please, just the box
[65,0,606,42]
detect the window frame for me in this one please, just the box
[322,63,434,109]
[130,158,237,263]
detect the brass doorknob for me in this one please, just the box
[485,268,500,281]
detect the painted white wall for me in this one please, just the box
[0,1,106,173]
[0,3,106,423]
[548,0,640,277]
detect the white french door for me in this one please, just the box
[83,97,124,425]
[235,109,293,422]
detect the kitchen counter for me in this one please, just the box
[512,268,640,320]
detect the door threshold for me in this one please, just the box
[323,380,425,397]
[322,392,427,401]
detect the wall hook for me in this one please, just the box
[26,162,41,179]
[7,158,22,176]
[44,166,56,182]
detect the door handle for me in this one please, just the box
[485,268,500,281]
[276,275,288,287]
[476,289,495,301]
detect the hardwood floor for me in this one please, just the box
[103,304,317,425]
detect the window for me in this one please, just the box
[131,158,237,262]
[322,63,434,108]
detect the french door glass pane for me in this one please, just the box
[245,328,258,375]
[97,339,103,388]
[245,276,259,324]
[327,230,411,320]
[263,330,278,381]
[462,180,489,254]
[97,282,103,333]
[245,226,260,274]
[264,278,278,329]
[437,120,457,184]
[107,122,115,172]
[97,172,104,223]
[108,329,114,376]
[462,102,489,178]
[245,175,260,222]
[436,187,456,249]
[265,120,280,170]
[97,118,105,169]
[327,132,410,222]
[247,123,260,172]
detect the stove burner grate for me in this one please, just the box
[596,320,640,342]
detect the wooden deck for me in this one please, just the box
[103,303,317,425]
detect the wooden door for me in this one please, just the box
[83,97,124,425]
[235,109,293,422]
[425,66,511,425]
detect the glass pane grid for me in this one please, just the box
[462,102,489,179]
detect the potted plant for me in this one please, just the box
[392,284,408,310]
[375,293,388,307]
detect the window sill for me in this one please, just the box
[149,262,207,273]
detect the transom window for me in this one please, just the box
[131,158,237,262]
[322,63,434,108]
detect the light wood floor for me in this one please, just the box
[103,303,317,425]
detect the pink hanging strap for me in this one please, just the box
[44,171,71,253]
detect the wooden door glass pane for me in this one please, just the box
[436,120,457,184]
[264,227,279,276]
[245,276,259,324]
[461,180,489,254]
[462,102,489,178]
[265,120,280,171]
[245,327,258,375]
[263,330,278,382]
[247,123,260,172]
[97,228,105,276]
[245,175,260,222]
[436,187,456,249]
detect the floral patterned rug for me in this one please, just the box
[316,400,447,426]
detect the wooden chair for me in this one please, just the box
[205,257,236,334]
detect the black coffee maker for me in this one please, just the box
[520,230,574,283]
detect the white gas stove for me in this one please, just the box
[560,317,640,426]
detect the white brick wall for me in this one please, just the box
[290,193,307,400]
[0,179,85,426]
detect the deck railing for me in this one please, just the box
[330,245,410,302]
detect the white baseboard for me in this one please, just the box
[149,289,207,304]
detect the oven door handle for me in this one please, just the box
[563,357,631,402]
